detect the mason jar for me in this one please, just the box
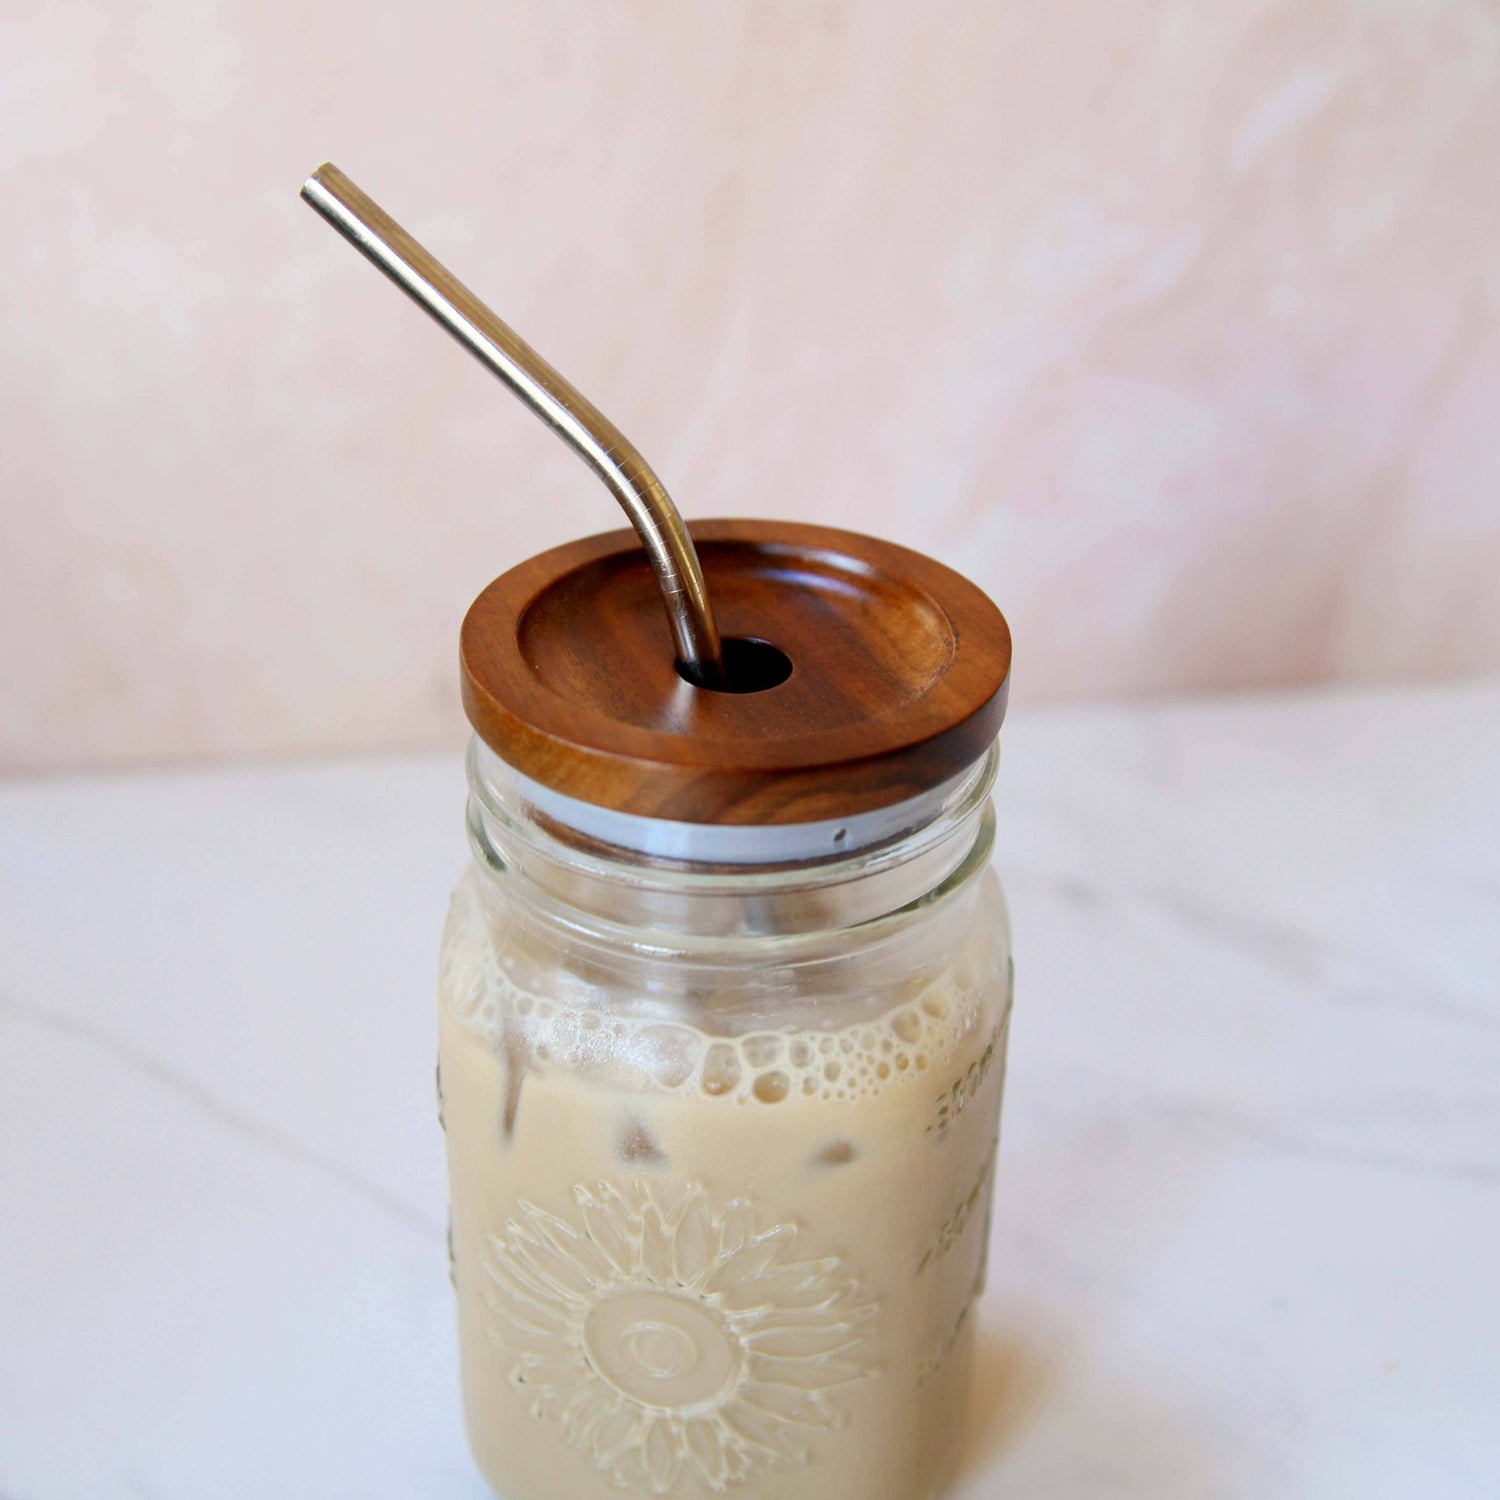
[438,520,1013,1500]
[294,169,1016,1500]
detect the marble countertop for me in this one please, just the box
[2,682,1496,1499]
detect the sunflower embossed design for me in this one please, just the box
[482,1180,877,1494]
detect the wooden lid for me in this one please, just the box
[460,519,1011,826]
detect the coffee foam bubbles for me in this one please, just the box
[440,877,987,1106]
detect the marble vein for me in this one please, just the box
[0,988,443,1241]
[1011,861,1499,1033]
[1143,887,1498,1032]
[1160,1098,1500,1188]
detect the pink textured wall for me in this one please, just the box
[3,2,1498,770]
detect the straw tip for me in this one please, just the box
[300,162,340,200]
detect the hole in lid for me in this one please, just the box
[678,637,793,694]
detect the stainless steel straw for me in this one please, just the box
[301,163,726,686]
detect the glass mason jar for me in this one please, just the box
[438,736,1014,1500]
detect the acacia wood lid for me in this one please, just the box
[460,519,1011,826]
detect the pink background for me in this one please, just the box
[3,1,1498,770]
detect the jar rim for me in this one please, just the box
[469,738,997,869]
[466,794,997,959]
[464,739,1000,943]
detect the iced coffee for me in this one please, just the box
[438,810,1012,1500]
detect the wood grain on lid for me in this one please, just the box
[460,519,1011,825]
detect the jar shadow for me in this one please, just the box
[947,1094,1235,1497]
[951,1324,1225,1498]
[952,1325,1062,1482]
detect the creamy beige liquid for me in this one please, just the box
[438,867,1011,1500]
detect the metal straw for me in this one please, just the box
[300,163,726,686]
